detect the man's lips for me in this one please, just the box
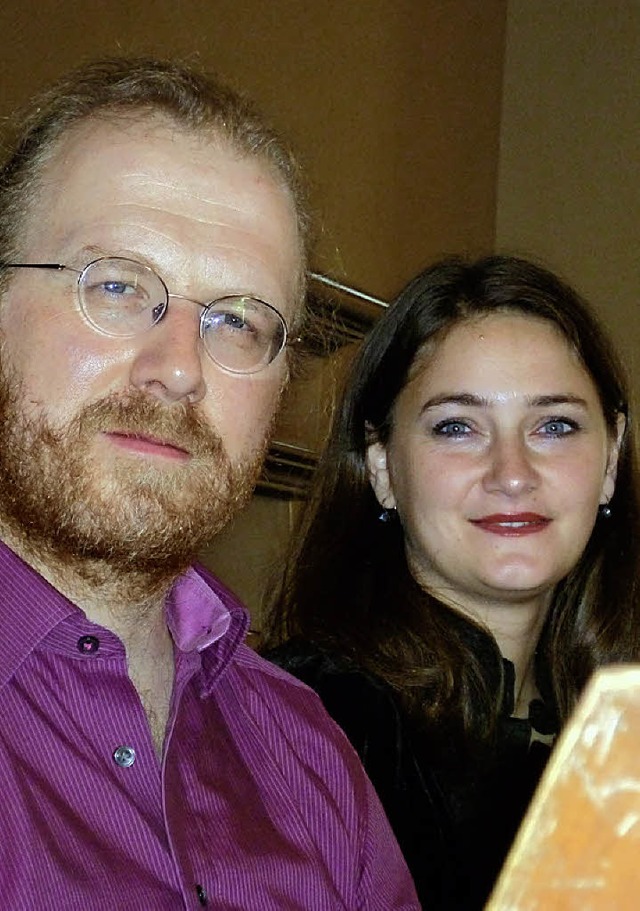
[102,431,191,462]
[470,513,551,536]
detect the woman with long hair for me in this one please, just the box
[262,255,640,909]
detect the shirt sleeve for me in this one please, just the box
[228,650,422,909]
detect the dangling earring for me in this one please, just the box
[378,506,397,523]
[599,503,612,519]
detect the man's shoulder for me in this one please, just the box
[213,636,377,792]
[233,640,316,688]
[264,638,396,713]
[226,640,347,732]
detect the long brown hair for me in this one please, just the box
[262,255,640,741]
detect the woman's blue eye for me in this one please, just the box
[432,420,471,437]
[540,418,579,436]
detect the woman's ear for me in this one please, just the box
[366,441,396,509]
[601,411,626,504]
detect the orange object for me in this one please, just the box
[487,666,640,910]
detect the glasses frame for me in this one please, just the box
[0,257,290,375]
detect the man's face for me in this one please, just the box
[0,115,302,574]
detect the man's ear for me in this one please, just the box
[601,411,626,504]
[365,441,396,509]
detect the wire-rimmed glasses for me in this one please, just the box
[0,256,289,375]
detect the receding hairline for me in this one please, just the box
[14,108,308,310]
[0,58,311,312]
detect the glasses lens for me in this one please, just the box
[78,258,167,337]
[201,296,287,373]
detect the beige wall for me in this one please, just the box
[0,0,507,618]
[497,0,640,389]
[0,0,506,297]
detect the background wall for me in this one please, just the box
[497,0,640,387]
[0,0,506,297]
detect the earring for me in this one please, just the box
[599,503,612,519]
[378,506,397,523]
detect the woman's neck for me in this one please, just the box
[441,591,552,717]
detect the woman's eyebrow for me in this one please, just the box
[420,393,486,413]
[529,394,589,408]
[420,392,589,414]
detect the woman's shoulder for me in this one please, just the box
[263,638,406,752]
[264,637,393,699]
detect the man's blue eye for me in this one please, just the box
[101,281,136,296]
[223,312,248,330]
[203,310,255,334]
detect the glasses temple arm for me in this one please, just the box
[309,272,389,309]
[0,263,66,271]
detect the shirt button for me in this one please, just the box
[195,884,208,906]
[77,635,100,655]
[113,746,136,768]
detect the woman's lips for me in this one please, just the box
[470,513,551,536]
[103,431,191,462]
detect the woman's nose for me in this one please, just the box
[482,435,540,496]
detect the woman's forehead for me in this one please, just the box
[401,312,596,404]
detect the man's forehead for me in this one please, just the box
[28,112,300,243]
[43,113,271,194]
[19,114,305,317]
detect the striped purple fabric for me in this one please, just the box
[0,543,419,910]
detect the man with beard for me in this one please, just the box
[0,59,418,910]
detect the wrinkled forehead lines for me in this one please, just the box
[29,113,297,222]
[21,111,299,223]
[15,112,305,306]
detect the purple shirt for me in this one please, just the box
[0,541,419,910]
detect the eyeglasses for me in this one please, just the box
[0,257,289,375]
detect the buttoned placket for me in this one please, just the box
[75,619,208,909]
[161,647,213,909]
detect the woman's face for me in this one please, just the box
[367,313,624,621]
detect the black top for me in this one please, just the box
[265,635,555,910]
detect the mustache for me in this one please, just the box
[64,391,225,459]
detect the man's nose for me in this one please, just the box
[128,304,206,405]
[482,434,540,496]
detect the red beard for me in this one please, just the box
[0,365,266,578]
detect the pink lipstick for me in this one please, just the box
[470,513,551,537]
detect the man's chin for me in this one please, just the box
[47,456,257,572]
[0,368,267,582]
[0,470,254,584]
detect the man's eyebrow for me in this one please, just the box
[66,244,111,267]
[420,393,590,414]
[76,244,109,258]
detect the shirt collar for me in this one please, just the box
[185,564,250,694]
[0,538,249,689]
[0,540,78,688]
[165,567,232,653]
